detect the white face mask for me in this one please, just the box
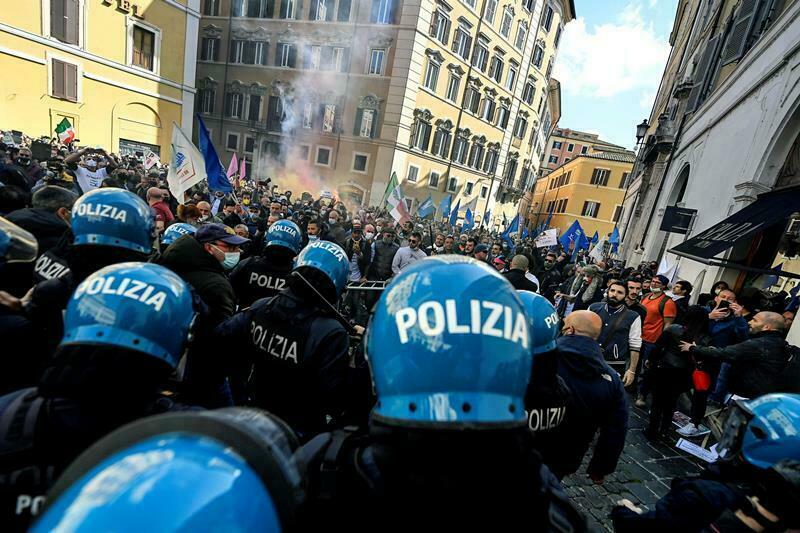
[308,234,318,241]
[650,287,662,293]
[328,218,337,225]
[365,232,374,240]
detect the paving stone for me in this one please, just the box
[644,479,670,498]
[645,457,701,479]
[623,482,659,505]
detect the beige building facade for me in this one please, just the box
[195,0,574,224]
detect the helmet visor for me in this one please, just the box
[718,401,754,462]
[0,217,38,263]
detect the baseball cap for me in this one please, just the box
[653,274,670,286]
[475,244,489,254]
[195,223,250,245]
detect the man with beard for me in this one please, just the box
[427,232,445,255]
[536,251,562,303]
[589,281,642,387]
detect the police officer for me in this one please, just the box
[214,239,353,439]
[160,222,196,247]
[0,188,155,350]
[229,219,301,309]
[0,262,198,531]
[32,408,304,532]
[612,393,800,531]
[518,291,572,462]
[297,257,587,530]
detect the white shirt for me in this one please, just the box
[391,246,427,275]
[525,272,540,291]
[75,166,107,193]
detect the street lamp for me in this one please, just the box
[635,119,649,146]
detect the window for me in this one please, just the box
[230,40,245,63]
[505,64,517,91]
[247,0,274,17]
[368,49,385,75]
[226,132,239,151]
[533,44,544,68]
[310,0,328,20]
[612,205,623,223]
[298,144,311,160]
[463,85,480,114]
[581,201,600,218]
[331,47,347,72]
[432,124,452,157]
[567,143,574,152]
[407,164,420,182]
[316,146,332,166]
[447,177,458,192]
[225,92,243,118]
[556,198,568,213]
[452,23,473,59]
[131,25,156,71]
[548,155,558,164]
[322,104,337,133]
[353,153,369,173]
[357,108,377,138]
[542,4,553,31]
[468,140,484,169]
[302,102,314,128]
[513,116,527,139]
[429,171,440,188]
[307,45,322,70]
[277,43,297,67]
[488,55,503,82]
[267,95,283,131]
[590,168,610,186]
[371,0,395,23]
[50,0,81,46]
[581,145,588,154]
[496,104,510,128]
[244,136,255,154]
[484,0,497,24]
[472,37,489,71]
[423,59,440,91]
[51,58,78,102]
[480,185,488,198]
[514,22,527,50]
[445,74,461,102]
[337,0,351,20]
[552,140,562,149]
[232,0,246,16]
[465,182,474,195]
[280,0,297,18]
[522,81,534,104]
[247,94,261,120]
[538,94,545,114]
[199,88,215,114]
[483,145,499,173]
[201,38,219,61]
[619,172,630,188]
[500,8,513,38]
[564,157,570,163]
[480,97,495,122]
[451,130,469,164]
[504,157,518,185]
[555,25,562,47]
[412,117,432,151]
[430,10,451,45]
[204,0,220,15]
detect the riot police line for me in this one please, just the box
[0,188,797,532]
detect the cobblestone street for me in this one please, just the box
[563,401,705,531]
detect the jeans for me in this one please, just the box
[710,362,732,403]
[637,341,657,397]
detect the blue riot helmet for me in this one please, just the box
[71,188,155,254]
[267,219,302,254]
[161,222,196,246]
[717,393,800,470]
[34,408,304,532]
[292,239,349,302]
[517,290,559,354]
[365,256,532,427]
[0,217,37,264]
[61,262,196,369]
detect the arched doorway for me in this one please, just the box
[113,102,163,156]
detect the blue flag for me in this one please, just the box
[786,283,799,313]
[439,194,452,219]
[522,227,529,239]
[463,208,474,231]
[559,220,589,256]
[502,214,519,249]
[591,231,599,245]
[196,114,232,192]
[418,194,435,218]
[483,209,491,226]
[761,263,783,289]
[449,199,461,226]
[609,226,620,253]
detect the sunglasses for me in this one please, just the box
[409,239,419,244]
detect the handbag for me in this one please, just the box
[692,369,712,392]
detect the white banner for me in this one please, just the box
[534,228,558,248]
[589,234,608,262]
[144,150,160,170]
[166,123,206,204]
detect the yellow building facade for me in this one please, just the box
[529,150,635,239]
[0,0,200,157]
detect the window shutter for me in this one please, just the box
[317,104,326,130]
[337,0,351,21]
[721,0,761,65]
[444,19,451,43]
[429,13,438,36]
[275,45,282,65]
[353,108,363,135]
[371,111,379,138]
[686,35,719,113]
[51,0,66,41]
[266,0,275,17]
[432,130,442,155]
[371,0,380,22]
[64,0,79,45]
[288,45,297,67]
[52,59,66,98]
[65,62,78,101]
[295,0,304,19]
[309,0,318,20]
[451,31,459,53]
[341,47,350,72]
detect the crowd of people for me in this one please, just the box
[0,131,799,531]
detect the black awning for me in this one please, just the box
[670,186,800,260]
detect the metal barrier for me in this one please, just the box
[344,281,389,292]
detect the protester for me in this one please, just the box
[589,280,642,384]
[636,274,677,407]
[671,279,692,322]
[503,254,539,292]
[391,231,426,275]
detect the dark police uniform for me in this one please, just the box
[229,254,293,308]
[214,289,351,438]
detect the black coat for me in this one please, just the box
[503,269,539,292]
[344,237,372,279]
[5,208,69,254]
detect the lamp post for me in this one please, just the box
[635,119,649,146]
[619,118,651,251]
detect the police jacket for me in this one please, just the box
[297,424,588,530]
[158,234,236,325]
[589,302,640,363]
[691,331,797,397]
[503,269,539,292]
[228,253,293,309]
[369,241,399,281]
[5,208,69,254]
[213,289,351,438]
[548,335,629,479]
[344,237,372,279]
[525,350,571,463]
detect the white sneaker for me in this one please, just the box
[677,423,700,437]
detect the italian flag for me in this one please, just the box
[385,171,411,224]
[55,118,75,143]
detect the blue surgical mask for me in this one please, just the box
[211,245,240,270]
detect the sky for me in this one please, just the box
[552,0,678,149]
